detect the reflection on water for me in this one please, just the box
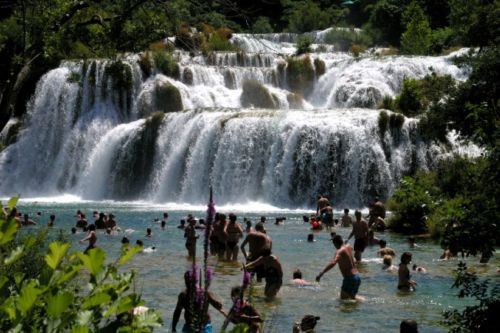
[15,202,499,333]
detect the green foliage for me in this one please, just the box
[0,199,162,332]
[67,72,82,84]
[105,61,133,91]
[296,36,313,55]
[394,79,422,116]
[400,1,432,55]
[387,173,437,234]
[324,28,372,51]
[285,1,347,33]
[378,95,394,111]
[442,262,500,332]
[252,17,273,33]
[285,56,316,97]
[430,27,455,55]
[241,80,278,109]
[366,0,409,46]
[155,82,183,112]
[378,110,389,136]
[205,32,238,52]
[153,51,180,79]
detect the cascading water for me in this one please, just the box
[0,31,476,207]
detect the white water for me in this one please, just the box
[0,32,476,208]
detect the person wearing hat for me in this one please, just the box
[316,234,361,300]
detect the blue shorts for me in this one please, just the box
[182,322,212,333]
[342,274,361,296]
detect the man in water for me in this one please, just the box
[316,234,361,300]
[211,213,227,258]
[241,222,272,281]
[184,219,198,258]
[320,204,334,231]
[172,271,225,333]
[341,208,352,227]
[377,239,396,257]
[291,269,312,286]
[244,249,283,299]
[224,213,243,261]
[316,195,330,216]
[346,210,369,262]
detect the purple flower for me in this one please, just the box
[242,271,251,288]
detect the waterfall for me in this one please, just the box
[0,32,476,207]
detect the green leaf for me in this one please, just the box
[0,276,8,290]
[76,248,106,276]
[45,242,70,270]
[47,291,74,317]
[76,310,93,326]
[118,245,142,266]
[4,245,24,265]
[82,292,111,309]
[105,295,136,317]
[17,281,41,314]
[72,325,90,333]
[7,196,19,210]
[135,310,162,328]
[0,217,18,245]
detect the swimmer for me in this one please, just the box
[316,235,361,300]
[400,319,419,333]
[48,214,56,227]
[244,250,283,299]
[71,227,77,234]
[377,239,396,257]
[341,208,352,227]
[161,220,166,230]
[241,222,272,282]
[184,219,198,258]
[408,237,418,248]
[106,213,117,229]
[292,315,320,333]
[260,216,266,224]
[146,228,152,237]
[177,219,186,229]
[291,269,312,286]
[80,224,97,254]
[245,220,253,233]
[346,210,369,262]
[211,213,227,258]
[76,213,88,228]
[136,239,144,247]
[382,255,397,272]
[307,233,315,242]
[22,214,37,226]
[412,264,427,274]
[225,213,243,261]
[143,246,157,253]
[302,215,310,223]
[398,252,417,291]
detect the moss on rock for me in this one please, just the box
[286,56,315,97]
[153,51,180,79]
[287,93,304,109]
[241,79,277,109]
[155,82,183,112]
[313,58,326,77]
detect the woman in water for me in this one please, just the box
[398,252,417,291]
[80,224,97,253]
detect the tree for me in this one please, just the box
[400,1,432,54]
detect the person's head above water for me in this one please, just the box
[293,269,303,279]
[331,234,343,249]
[400,319,418,333]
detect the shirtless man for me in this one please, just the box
[341,208,352,227]
[377,239,396,257]
[211,213,227,258]
[321,204,334,231]
[244,250,283,299]
[316,234,361,300]
[184,219,198,258]
[241,222,272,281]
[316,195,330,216]
[225,213,243,261]
[346,210,369,262]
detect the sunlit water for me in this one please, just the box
[14,200,499,332]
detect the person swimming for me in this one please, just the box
[291,269,312,286]
[398,252,417,291]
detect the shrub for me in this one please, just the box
[400,1,432,55]
[387,173,437,234]
[430,27,455,55]
[0,197,162,332]
[205,31,238,52]
[67,71,82,84]
[240,80,277,109]
[324,28,372,51]
[442,262,500,332]
[155,81,183,112]
[295,35,312,55]
[313,58,326,76]
[252,16,273,33]
[394,79,422,116]
[105,60,133,91]
[378,110,389,137]
[285,56,315,97]
[378,95,394,110]
[153,51,180,79]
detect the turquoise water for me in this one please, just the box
[14,200,499,333]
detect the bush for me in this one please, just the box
[394,79,422,116]
[295,35,312,55]
[0,197,162,332]
[400,1,432,55]
[378,95,394,110]
[285,56,315,97]
[153,51,180,79]
[241,80,277,109]
[204,31,238,52]
[155,81,183,112]
[387,173,437,234]
[430,27,455,55]
[252,16,273,33]
[442,262,500,332]
[105,60,133,91]
[324,28,372,51]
